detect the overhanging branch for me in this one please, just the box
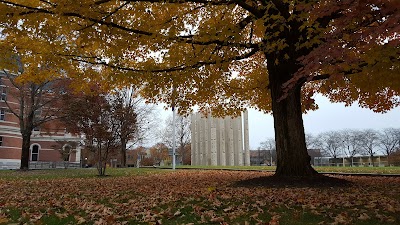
[64,48,259,73]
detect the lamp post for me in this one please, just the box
[171,84,176,170]
[172,104,176,170]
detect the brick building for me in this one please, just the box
[0,71,82,169]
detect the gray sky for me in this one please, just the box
[249,95,400,149]
[155,94,400,149]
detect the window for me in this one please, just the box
[31,145,39,161]
[34,110,41,118]
[0,86,6,101]
[33,110,41,131]
[0,136,3,146]
[0,108,4,121]
[63,145,72,161]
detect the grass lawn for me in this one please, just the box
[0,168,399,225]
[169,165,400,174]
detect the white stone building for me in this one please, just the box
[190,111,250,166]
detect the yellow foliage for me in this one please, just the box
[0,0,398,116]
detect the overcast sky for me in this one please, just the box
[249,95,400,149]
[154,94,400,150]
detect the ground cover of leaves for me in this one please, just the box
[0,169,399,225]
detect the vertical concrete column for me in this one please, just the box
[243,110,250,166]
[195,113,201,165]
[75,146,81,163]
[232,117,239,166]
[190,114,195,165]
[232,116,243,166]
[218,118,226,166]
[207,113,213,165]
[226,117,235,166]
[210,117,217,166]
[202,115,208,165]
[237,116,243,166]
[199,114,204,165]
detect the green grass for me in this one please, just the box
[0,165,399,181]
[162,165,400,174]
[314,166,400,174]
[0,167,171,180]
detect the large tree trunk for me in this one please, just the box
[268,60,318,177]
[20,132,32,170]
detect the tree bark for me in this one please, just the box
[20,132,32,170]
[267,60,318,177]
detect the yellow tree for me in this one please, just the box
[0,0,399,176]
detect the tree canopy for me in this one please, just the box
[1,0,398,113]
[1,0,399,176]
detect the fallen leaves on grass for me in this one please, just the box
[0,170,399,224]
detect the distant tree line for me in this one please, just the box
[307,128,400,166]
[261,128,400,166]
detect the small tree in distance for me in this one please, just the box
[378,128,400,165]
[60,90,118,176]
[358,129,380,167]
[340,130,363,166]
[162,115,191,165]
[318,131,343,166]
[259,138,276,165]
[149,143,170,166]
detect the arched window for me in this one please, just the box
[63,145,72,161]
[31,144,39,161]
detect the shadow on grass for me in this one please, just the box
[234,174,352,188]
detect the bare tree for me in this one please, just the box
[318,131,343,166]
[131,100,159,147]
[358,129,380,167]
[109,88,138,167]
[1,69,66,170]
[109,87,158,166]
[378,128,400,165]
[162,115,191,165]
[340,129,363,166]
[259,138,276,166]
[305,133,320,150]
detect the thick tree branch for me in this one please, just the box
[78,1,130,31]
[2,0,260,48]
[63,48,259,73]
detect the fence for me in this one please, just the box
[29,161,81,169]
